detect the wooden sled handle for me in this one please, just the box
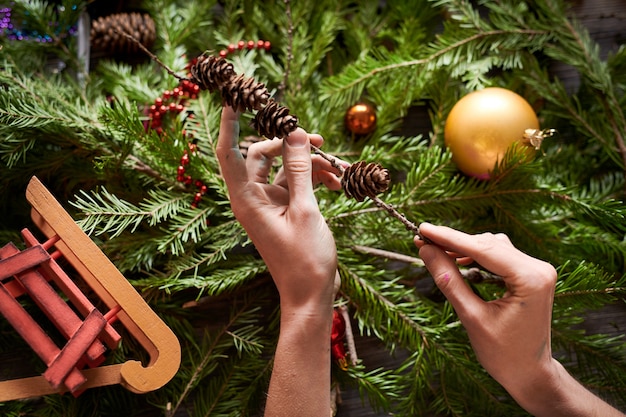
[0,177,180,401]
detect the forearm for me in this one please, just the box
[508,359,624,417]
[264,309,333,417]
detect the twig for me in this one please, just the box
[338,305,358,366]
[311,144,346,173]
[117,28,425,239]
[309,143,428,240]
[115,29,188,82]
[352,244,424,266]
[351,245,504,284]
[369,194,423,236]
[278,0,294,97]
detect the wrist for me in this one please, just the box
[505,358,563,412]
[507,359,621,417]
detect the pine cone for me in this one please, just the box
[239,135,263,158]
[190,55,235,93]
[251,100,298,139]
[222,74,270,113]
[341,161,390,202]
[91,13,156,55]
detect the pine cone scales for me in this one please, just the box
[341,161,391,202]
[222,74,270,112]
[190,55,235,92]
[91,13,156,55]
[252,100,298,139]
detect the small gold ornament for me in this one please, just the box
[345,103,377,135]
[444,87,540,179]
[523,128,556,150]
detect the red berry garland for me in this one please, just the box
[144,40,270,208]
[218,39,271,58]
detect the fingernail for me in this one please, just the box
[286,129,307,148]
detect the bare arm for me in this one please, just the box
[216,107,341,416]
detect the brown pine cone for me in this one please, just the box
[222,74,270,113]
[341,161,390,202]
[251,100,298,139]
[91,12,156,55]
[190,55,235,93]
[239,135,263,158]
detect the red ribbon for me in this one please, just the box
[331,308,348,370]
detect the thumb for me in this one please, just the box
[419,244,483,320]
[283,128,316,207]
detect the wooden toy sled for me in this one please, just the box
[0,176,180,401]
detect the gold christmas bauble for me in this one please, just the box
[345,103,377,135]
[444,87,539,179]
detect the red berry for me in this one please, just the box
[247,40,255,49]
[227,44,235,53]
[237,40,245,49]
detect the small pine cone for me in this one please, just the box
[239,135,263,158]
[222,74,270,112]
[190,55,235,92]
[251,100,298,139]
[90,13,156,55]
[341,161,390,202]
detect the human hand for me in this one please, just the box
[415,223,626,416]
[216,106,342,316]
[414,223,557,401]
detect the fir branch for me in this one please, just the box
[168,297,267,416]
[554,261,626,309]
[151,261,267,296]
[156,206,213,255]
[72,188,148,237]
[166,220,246,275]
[72,188,190,238]
[344,364,403,412]
[321,28,549,106]
[339,262,431,348]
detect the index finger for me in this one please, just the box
[216,106,247,188]
[418,223,537,279]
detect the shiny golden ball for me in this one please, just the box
[345,103,377,135]
[444,87,539,179]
